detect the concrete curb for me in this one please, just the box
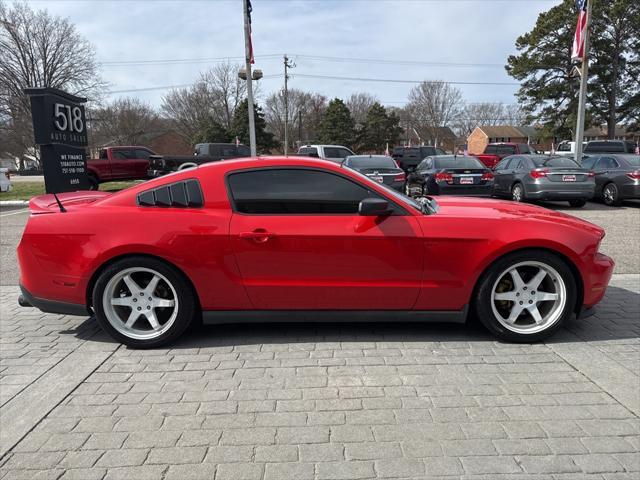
[0,200,28,206]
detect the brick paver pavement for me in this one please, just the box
[0,275,638,479]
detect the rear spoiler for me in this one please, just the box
[29,191,111,214]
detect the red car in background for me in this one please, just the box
[17,157,613,348]
[475,142,535,169]
[86,146,155,189]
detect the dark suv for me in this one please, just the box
[584,140,637,154]
[392,146,446,172]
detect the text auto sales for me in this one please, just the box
[50,131,87,144]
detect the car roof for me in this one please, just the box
[200,156,343,172]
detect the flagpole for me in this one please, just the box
[242,0,257,156]
[574,0,594,164]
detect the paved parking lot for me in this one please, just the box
[0,200,638,479]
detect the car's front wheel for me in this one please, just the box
[92,257,195,348]
[474,250,576,342]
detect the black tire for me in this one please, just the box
[568,199,587,208]
[602,182,621,206]
[87,174,99,191]
[511,183,525,202]
[474,250,577,343]
[92,256,196,348]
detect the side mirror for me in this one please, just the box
[359,198,392,216]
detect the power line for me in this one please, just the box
[294,73,518,86]
[108,75,281,94]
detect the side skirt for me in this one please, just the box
[202,307,468,325]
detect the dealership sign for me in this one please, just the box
[24,87,90,193]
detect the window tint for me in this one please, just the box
[228,169,383,215]
[112,150,129,160]
[99,149,108,159]
[494,158,512,170]
[497,145,517,155]
[581,157,598,170]
[434,157,484,169]
[435,148,446,155]
[221,147,236,157]
[519,144,532,154]
[557,143,571,152]
[485,145,497,154]
[585,142,624,153]
[135,149,151,159]
[237,145,250,156]
[532,157,579,168]
[346,156,397,169]
[323,148,342,158]
[420,147,436,157]
[299,147,318,155]
[596,157,619,169]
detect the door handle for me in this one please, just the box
[239,229,276,242]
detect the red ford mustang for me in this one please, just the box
[17,157,614,348]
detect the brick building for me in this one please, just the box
[467,126,552,154]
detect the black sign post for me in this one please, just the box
[24,87,90,193]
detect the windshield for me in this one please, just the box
[532,157,580,168]
[346,156,397,169]
[435,157,484,169]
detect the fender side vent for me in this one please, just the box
[137,179,204,208]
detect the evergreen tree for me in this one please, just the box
[229,99,278,151]
[507,0,639,139]
[357,103,403,152]
[318,98,355,148]
[194,116,229,144]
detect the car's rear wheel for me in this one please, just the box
[511,183,525,202]
[474,250,576,342]
[568,199,587,207]
[602,182,621,206]
[92,257,195,348]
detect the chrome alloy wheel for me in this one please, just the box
[102,267,179,340]
[512,184,524,202]
[603,184,617,205]
[490,261,566,334]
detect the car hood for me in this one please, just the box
[433,196,603,236]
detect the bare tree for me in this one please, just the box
[89,97,161,147]
[264,89,327,147]
[406,81,463,146]
[161,62,247,144]
[456,103,506,137]
[0,1,105,167]
[346,92,379,126]
[503,103,527,126]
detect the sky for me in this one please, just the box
[25,0,561,109]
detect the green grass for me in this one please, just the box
[0,180,142,201]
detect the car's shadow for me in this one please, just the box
[538,199,640,211]
[63,286,639,349]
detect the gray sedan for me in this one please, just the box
[581,154,640,206]
[492,155,595,207]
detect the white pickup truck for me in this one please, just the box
[297,145,355,163]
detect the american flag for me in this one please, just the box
[572,0,588,61]
[247,0,255,64]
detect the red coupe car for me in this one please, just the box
[17,157,614,348]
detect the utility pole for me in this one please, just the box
[574,0,594,164]
[298,111,303,146]
[242,0,257,156]
[283,55,295,155]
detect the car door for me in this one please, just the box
[227,168,424,310]
[133,148,153,178]
[495,157,516,193]
[592,156,619,193]
[492,157,512,194]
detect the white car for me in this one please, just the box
[0,168,12,192]
[552,141,587,156]
[297,145,355,163]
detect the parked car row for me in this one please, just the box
[398,153,639,208]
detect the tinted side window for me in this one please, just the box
[519,144,532,154]
[596,157,619,169]
[485,145,497,154]
[495,158,511,170]
[135,149,151,159]
[323,148,345,159]
[237,145,251,156]
[228,169,380,215]
[99,150,108,159]
[435,148,446,155]
[498,146,517,156]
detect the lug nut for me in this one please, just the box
[140,292,144,296]
[516,293,520,297]
[137,307,142,311]
[529,300,533,304]
[133,298,137,302]
[147,306,151,310]
[519,301,523,305]
[523,286,527,291]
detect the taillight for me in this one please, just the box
[394,172,406,182]
[626,171,640,180]
[435,172,453,183]
[530,168,549,179]
[587,171,596,177]
[481,172,494,181]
